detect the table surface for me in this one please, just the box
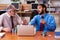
[0,32,59,40]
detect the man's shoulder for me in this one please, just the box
[0,13,8,18]
[34,15,40,18]
[46,13,54,17]
[35,14,40,16]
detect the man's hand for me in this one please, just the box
[2,27,11,32]
[40,19,46,24]
[22,19,28,25]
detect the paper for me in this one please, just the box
[0,33,5,38]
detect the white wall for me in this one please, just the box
[0,0,26,4]
[20,0,26,4]
[0,0,11,4]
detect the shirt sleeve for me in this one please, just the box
[16,14,22,25]
[45,15,56,31]
[29,16,37,25]
[0,15,4,31]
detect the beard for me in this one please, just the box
[39,10,44,15]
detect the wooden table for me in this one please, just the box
[0,32,59,40]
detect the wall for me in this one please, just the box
[0,0,11,4]
[0,0,26,4]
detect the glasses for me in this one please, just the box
[12,10,17,13]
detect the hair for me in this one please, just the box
[6,5,16,12]
[38,4,48,13]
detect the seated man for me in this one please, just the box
[29,4,56,32]
[0,5,24,32]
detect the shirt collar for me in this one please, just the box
[6,12,11,18]
[6,12,16,18]
[40,13,47,18]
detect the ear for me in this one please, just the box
[43,8,45,11]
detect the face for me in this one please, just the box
[37,5,44,15]
[11,9,16,14]
[10,6,16,16]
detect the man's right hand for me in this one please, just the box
[22,19,28,25]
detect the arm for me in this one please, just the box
[0,15,11,32]
[0,15,3,31]
[16,14,22,25]
[17,14,28,25]
[29,16,37,25]
[45,15,56,31]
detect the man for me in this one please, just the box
[29,4,56,32]
[30,4,48,20]
[0,5,22,32]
